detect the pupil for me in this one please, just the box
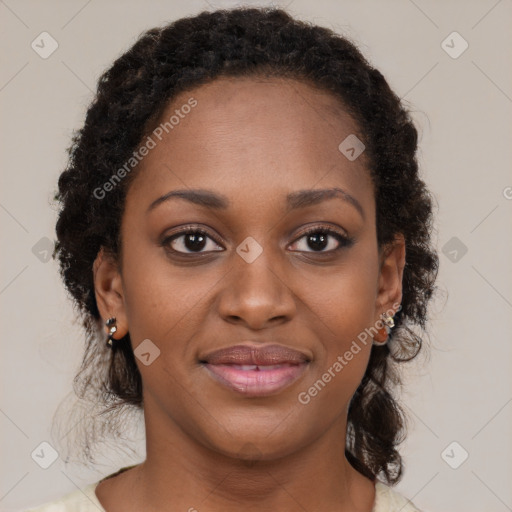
[308,232,327,251]
[185,233,206,251]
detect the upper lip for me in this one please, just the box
[201,343,311,366]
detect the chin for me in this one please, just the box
[204,427,306,463]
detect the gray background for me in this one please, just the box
[1,1,511,511]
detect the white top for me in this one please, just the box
[25,479,421,511]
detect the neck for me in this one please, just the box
[128,402,376,511]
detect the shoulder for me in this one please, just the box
[373,481,422,512]
[24,464,138,512]
[24,474,420,512]
[24,482,104,512]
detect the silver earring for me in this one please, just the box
[372,312,395,347]
[106,317,117,349]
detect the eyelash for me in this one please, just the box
[161,224,354,256]
[294,225,354,253]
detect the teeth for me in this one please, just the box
[257,364,287,370]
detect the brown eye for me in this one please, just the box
[162,228,224,254]
[290,227,354,253]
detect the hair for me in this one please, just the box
[52,7,439,484]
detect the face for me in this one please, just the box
[94,76,405,461]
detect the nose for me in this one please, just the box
[217,248,296,330]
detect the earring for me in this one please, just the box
[106,317,118,349]
[372,312,395,347]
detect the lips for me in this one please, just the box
[200,343,311,397]
[201,344,310,366]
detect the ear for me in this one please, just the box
[93,247,128,339]
[375,233,406,318]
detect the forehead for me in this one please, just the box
[127,76,375,218]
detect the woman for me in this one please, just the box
[27,6,438,511]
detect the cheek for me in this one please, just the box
[120,234,215,346]
[302,251,378,394]
[296,286,375,420]
[324,284,377,355]
[307,253,379,344]
[311,299,373,402]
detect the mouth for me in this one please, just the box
[199,343,311,397]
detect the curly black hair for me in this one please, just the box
[52,7,439,485]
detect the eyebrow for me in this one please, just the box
[147,187,364,219]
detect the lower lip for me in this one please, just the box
[203,363,309,397]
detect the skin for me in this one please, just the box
[93,76,405,512]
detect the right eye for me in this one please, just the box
[161,227,224,255]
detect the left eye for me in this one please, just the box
[289,228,353,253]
